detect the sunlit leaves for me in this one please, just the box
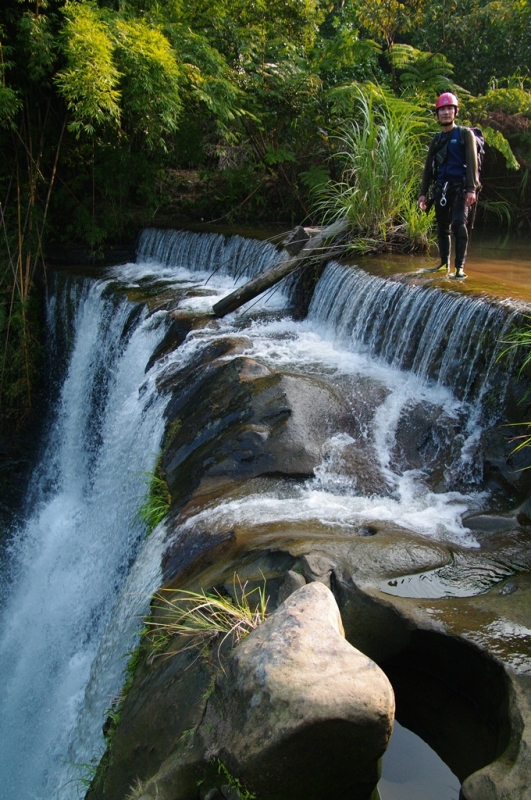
[178,0,324,62]
[354,0,428,49]
[55,2,121,136]
[463,88,530,170]
[54,3,183,145]
[467,88,531,117]
[111,18,182,148]
[166,24,245,127]
[481,127,520,171]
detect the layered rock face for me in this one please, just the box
[86,302,531,800]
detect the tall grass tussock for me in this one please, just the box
[314,89,433,254]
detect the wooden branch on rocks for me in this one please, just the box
[212,219,349,318]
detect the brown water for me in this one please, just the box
[357,230,531,305]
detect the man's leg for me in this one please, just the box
[426,203,451,272]
[451,191,469,278]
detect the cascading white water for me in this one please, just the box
[155,232,525,552]
[0,276,170,800]
[308,261,517,406]
[137,227,282,280]
[0,229,524,799]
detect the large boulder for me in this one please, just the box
[199,581,395,800]
[130,582,394,800]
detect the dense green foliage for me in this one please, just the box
[1,0,531,426]
[314,89,433,252]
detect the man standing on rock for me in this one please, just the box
[418,92,479,279]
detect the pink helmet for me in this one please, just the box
[435,92,459,110]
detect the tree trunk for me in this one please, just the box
[212,219,349,318]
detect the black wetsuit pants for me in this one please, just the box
[434,182,469,269]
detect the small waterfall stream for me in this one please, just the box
[0,229,524,799]
[309,261,515,405]
[0,277,170,799]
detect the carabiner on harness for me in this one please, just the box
[439,182,449,207]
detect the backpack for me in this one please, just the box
[431,125,485,183]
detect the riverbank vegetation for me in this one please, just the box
[1,0,531,428]
[314,89,433,253]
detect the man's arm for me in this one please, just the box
[418,140,435,210]
[464,128,479,206]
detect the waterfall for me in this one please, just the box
[0,229,524,799]
[136,227,282,279]
[0,276,170,800]
[308,261,518,409]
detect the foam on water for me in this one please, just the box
[165,313,488,546]
[0,230,520,797]
[0,278,170,799]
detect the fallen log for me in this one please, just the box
[212,219,349,318]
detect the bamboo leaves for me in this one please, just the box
[0,32,21,127]
[17,9,56,83]
[0,86,21,127]
[56,3,122,136]
[112,18,182,148]
[56,4,182,143]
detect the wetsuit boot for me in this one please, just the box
[454,223,468,278]
[425,229,451,273]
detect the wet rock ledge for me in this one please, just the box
[87,308,531,800]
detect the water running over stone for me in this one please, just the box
[119,230,522,547]
[0,228,527,799]
[136,227,281,280]
[308,261,517,406]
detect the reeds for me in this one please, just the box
[314,89,433,253]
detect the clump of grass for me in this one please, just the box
[216,758,257,800]
[498,316,531,467]
[313,88,433,253]
[498,316,531,374]
[138,465,171,534]
[144,576,268,660]
[126,777,148,800]
[60,749,105,797]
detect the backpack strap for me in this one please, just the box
[432,131,448,170]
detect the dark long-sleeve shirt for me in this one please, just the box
[419,126,479,197]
